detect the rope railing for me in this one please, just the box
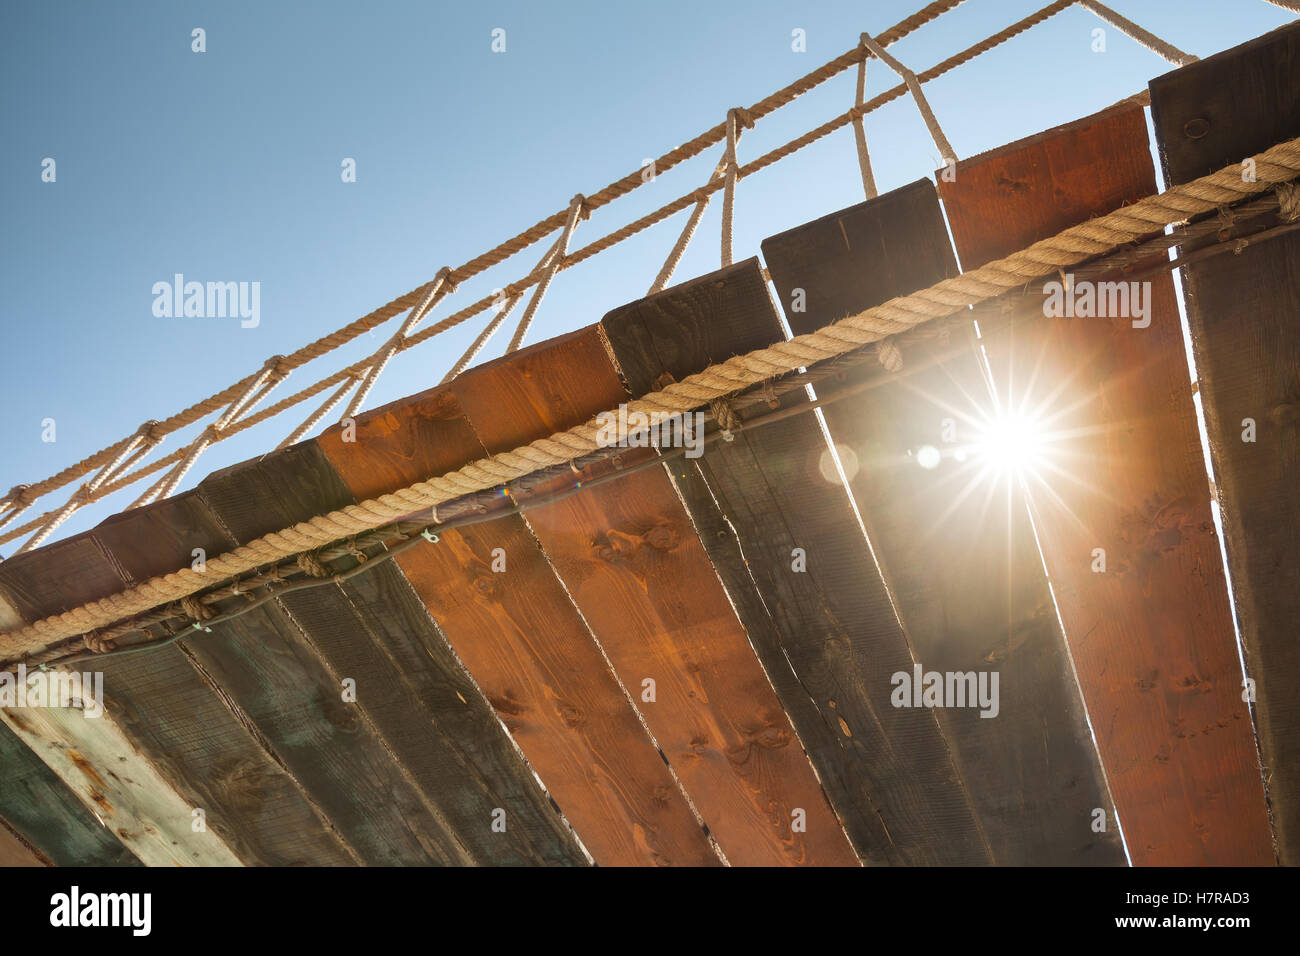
[0,0,1208,554]
[6,135,1300,659]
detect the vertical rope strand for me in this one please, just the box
[721,109,740,267]
[852,54,879,200]
[506,195,587,353]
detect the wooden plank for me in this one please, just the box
[449,325,859,865]
[198,444,590,866]
[317,391,719,866]
[0,533,356,866]
[0,729,138,867]
[600,258,991,865]
[93,490,487,865]
[1149,24,1300,863]
[762,182,1124,865]
[937,104,1273,864]
[0,814,46,866]
[1,704,242,866]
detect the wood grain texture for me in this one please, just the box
[95,489,485,865]
[449,325,859,865]
[317,389,719,866]
[763,181,1125,866]
[1,703,243,866]
[601,258,991,865]
[0,717,138,866]
[0,815,46,866]
[1149,24,1300,863]
[197,445,589,866]
[938,104,1273,865]
[0,532,356,866]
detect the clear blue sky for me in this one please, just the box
[1,0,1293,548]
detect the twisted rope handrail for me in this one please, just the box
[0,0,1209,551]
[6,135,1300,658]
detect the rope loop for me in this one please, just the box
[295,550,332,579]
[435,266,461,295]
[82,630,117,654]
[708,397,741,441]
[729,107,756,131]
[569,193,591,222]
[180,594,215,622]
[1276,182,1300,222]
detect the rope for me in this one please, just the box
[445,234,564,382]
[1079,0,1197,66]
[506,195,587,353]
[0,2,963,530]
[7,141,1300,657]
[860,32,956,163]
[853,53,879,200]
[721,109,753,267]
[649,143,730,294]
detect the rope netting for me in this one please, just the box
[0,0,1221,554]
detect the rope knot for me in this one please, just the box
[4,484,32,509]
[877,336,903,372]
[180,594,215,622]
[435,267,461,294]
[82,630,118,654]
[708,398,741,441]
[729,107,755,131]
[570,194,591,221]
[1276,182,1300,222]
[295,550,333,578]
[137,420,166,444]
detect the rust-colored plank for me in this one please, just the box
[762,180,1124,865]
[1148,24,1300,865]
[449,325,859,865]
[0,813,47,866]
[600,258,990,865]
[197,444,589,866]
[317,385,719,866]
[937,103,1274,865]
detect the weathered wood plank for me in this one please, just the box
[449,325,859,865]
[94,490,480,865]
[762,182,1124,865]
[317,392,719,866]
[1,704,243,866]
[0,533,356,866]
[1149,24,1300,863]
[0,597,141,867]
[937,104,1273,864]
[600,258,991,865]
[198,444,590,866]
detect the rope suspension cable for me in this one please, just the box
[1078,0,1198,66]
[859,32,956,166]
[6,136,1299,657]
[648,139,733,294]
[852,48,879,200]
[444,232,566,382]
[0,0,964,535]
[506,194,588,353]
[2,0,1203,554]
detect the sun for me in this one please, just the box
[972,408,1048,482]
